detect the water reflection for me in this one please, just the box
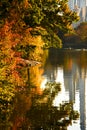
[1,48,87,130]
[42,48,87,130]
[0,82,79,130]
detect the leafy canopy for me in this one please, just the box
[0,0,79,48]
[0,0,79,93]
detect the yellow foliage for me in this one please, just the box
[0,20,45,90]
[22,29,44,47]
[29,65,44,94]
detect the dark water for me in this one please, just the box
[0,48,87,130]
[42,48,87,130]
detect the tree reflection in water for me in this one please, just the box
[26,82,79,130]
[0,82,79,130]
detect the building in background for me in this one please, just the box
[68,0,86,9]
[68,0,74,10]
[68,0,87,27]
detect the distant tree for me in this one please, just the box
[76,22,87,42]
[64,22,87,47]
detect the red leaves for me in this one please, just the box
[0,20,26,87]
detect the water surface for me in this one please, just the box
[41,48,87,130]
[0,48,87,130]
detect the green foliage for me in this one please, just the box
[0,80,15,125]
[0,0,79,48]
[76,22,87,42]
[28,0,79,47]
[64,22,87,47]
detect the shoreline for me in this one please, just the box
[63,43,87,49]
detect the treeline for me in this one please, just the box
[0,0,79,88]
[64,22,87,48]
[0,0,79,46]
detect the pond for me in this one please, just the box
[0,48,87,130]
[42,48,87,130]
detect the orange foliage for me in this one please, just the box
[24,0,30,8]
[0,21,25,87]
[29,65,44,95]
[0,17,44,89]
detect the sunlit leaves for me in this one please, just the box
[0,84,15,102]
[0,0,79,48]
[0,21,25,87]
[0,80,15,124]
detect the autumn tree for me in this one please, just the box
[0,1,79,125]
[22,0,79,47]
[0,0,79,48]
[0,0,79,98]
